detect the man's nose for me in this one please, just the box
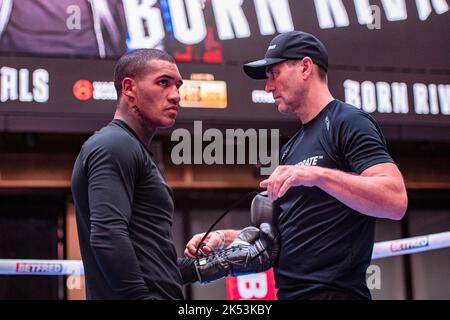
[265,79,274,93]
[169,87,181,104]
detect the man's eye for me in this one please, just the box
[158,80,168,86]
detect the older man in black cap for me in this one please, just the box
[184,31,408,300]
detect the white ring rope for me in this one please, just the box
[371,231,450,259]
[0,231,449,276]
[0,259,84,275]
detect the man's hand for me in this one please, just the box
[259,165,322,201]
[185,230,241,258]
[184,231,224,258]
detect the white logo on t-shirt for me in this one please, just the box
[296,155,324,166]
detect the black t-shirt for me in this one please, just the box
[275,99,393,300]
[71,119,183,300]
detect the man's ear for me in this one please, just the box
[300,57,314,79]
[121,77,136,103]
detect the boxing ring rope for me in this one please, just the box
[1,231,449,276]
[371,231,450,260]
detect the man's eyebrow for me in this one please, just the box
[156,74,183,86]
[156,74,173,81]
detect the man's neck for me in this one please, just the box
[295,85,334,124]
[114,108,156,150]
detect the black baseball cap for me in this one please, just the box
[243,31,329,79]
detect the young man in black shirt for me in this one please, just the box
[72,49,184,299]
[184,31,408,300]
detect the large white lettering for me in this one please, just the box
[438,84,450,114]
[343,79,361,108]
[362,81,377,113]
[381,0,408,21]
[377,82,393,113]
[1,66,17,102]
[416,0,449,21]
[0,67,49,103]
[169,0,206,45]
[121,0,449,45]
[354,0,375,25]
[414,83,450,115]
[356,81,408,114]
[314,0,447,29]
[33,69,49,103]
[253,0,294,35]
[123,0,165,49]
[314,0,349,29]
[392,82,409,114]
[344,80,412,114]
[211,0,250,40]
[19,69,33,102]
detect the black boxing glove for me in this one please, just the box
[179,222,279,284]
[250,191,279,227]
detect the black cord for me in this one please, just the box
[194,190,261,263]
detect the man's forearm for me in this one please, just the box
[316,164,407,220]
[90,231,152,299]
